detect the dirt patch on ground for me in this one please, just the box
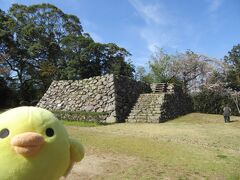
[65,148,140,180]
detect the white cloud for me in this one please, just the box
[129,0,210,57]
[129,0,179,53]
[139,27,178,53]
[207,0,223,12]
[129,0,168,25]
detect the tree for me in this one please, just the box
[171,50,211,93]
[135,66,146,81]
[224,44,240,90]
[63,39,134,79]
[0,55,9,78]
[199,44,240,115]
[229,90,240,114]
[0,4,135,104]
[10,3,83,91]
[148,48,173,83]
[223,44,240,113]
[101,43,134,77]
[200,83,240,115]
[0,4,83,101]
[144,48,212,92]
[192,88,223,114]
[0,10,14,82]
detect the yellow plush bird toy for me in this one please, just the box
[0,106,84,180]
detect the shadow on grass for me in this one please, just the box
[216,154,227,159]
[228,120,238,123]
[62,120,112,127]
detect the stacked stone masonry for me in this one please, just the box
[126,93,165,123]
[126,84,193,123]
[37,74,151,123]
[37,74,192,123]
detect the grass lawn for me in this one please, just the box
[66,113,240,180]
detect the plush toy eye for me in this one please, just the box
[0,128,9,139]
[46,128,54,137]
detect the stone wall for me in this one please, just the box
[37,74,151,123]
[126,84,193,123]
[52,110,108,123]
[114,76,152,122]
[160,85,193,121]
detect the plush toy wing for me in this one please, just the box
[64,138,85,176]
[70,138,85,162]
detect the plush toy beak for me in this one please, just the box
[11,132,45,157]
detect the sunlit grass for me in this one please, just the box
[66,113,240,179]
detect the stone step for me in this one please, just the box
[131,108,161,112]
[128,115,161,120]
[130,111,160,114]
[128,112,161,117]
[132,106,156,108]
[126,93,165,123]
[133,104,161,107]
[129,111,158,114]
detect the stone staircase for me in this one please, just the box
[151,83,167,93]
[126,93,165,123]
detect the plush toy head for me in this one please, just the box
[0,106,84,180]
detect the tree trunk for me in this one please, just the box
[232,96,240,115]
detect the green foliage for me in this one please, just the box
[62,120,100,127]
[148,48,173,83]
[224,44,240,90]
[0,3,134,106]
[206,70,225,84]
[135,66,146,81]
[139,49,211,94]
[69,42,134,79]
[192,88,238,115]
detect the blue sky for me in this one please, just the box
[0,0,239,67]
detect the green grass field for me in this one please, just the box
[66,113,240,179]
